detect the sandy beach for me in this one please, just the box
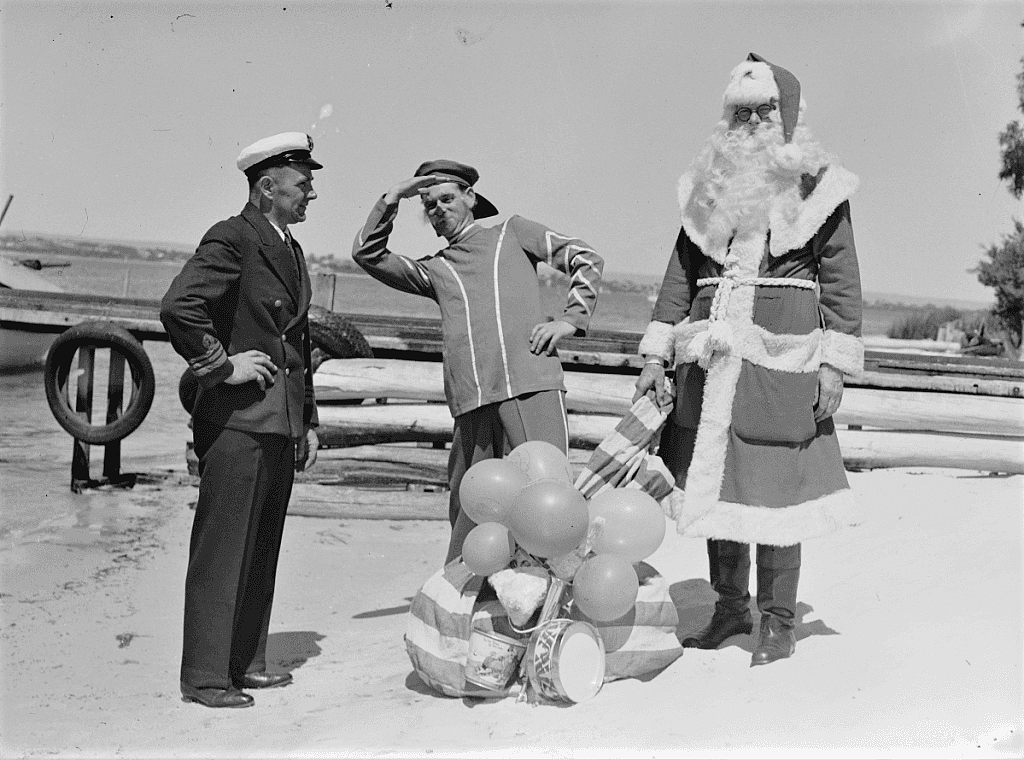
[1,449,1021,759]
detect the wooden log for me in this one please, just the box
[315,403,1024,474]
[837,429,1024,474]
[315,359,639,414]
[849,370,1023,399]
[316,359,1024,437]
[289,428,1022,522]
[287,483,449,520]
[838,388,1024,438]
[315,403,618,450]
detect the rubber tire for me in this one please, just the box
[307,305,374,406]
[307,305,374,361]
[44,321,156,445]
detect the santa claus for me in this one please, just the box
[634,53,864,666]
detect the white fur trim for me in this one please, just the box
[674,354,743,531]
[769,165,860,256]
[638,320,676,364]
[722,61,778,106]
[683,323,825,374]
[671,487,861,546]
[820,329,864,378]
[677,172,728,264]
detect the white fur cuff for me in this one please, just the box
[638,320,676,364]
[820,330,864,378]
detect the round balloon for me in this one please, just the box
[507,479,589,559]
[571,554,640,622]
[588,488,667,563]
[507,440,573,485]
[459,458,529,525]
[462,522,516,576]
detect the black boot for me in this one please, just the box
[682,605,753,649]
[682,540,753,649]
[751,544,800,666]
[750,614,796,666]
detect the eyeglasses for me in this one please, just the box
[734,104,775,122]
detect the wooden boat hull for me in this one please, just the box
[0,324,54,371]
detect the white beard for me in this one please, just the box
[687,122,833,248]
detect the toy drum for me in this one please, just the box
[525,618,605,703]
[464,628,528,692]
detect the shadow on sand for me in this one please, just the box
[267,631,326,673]
[670,578,840,652]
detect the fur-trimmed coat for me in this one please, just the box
[639,164,863,546]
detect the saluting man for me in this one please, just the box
[353,160,604,564]
[162,132,322,707]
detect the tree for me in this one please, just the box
[997,55,1024,198]
[977,44,1024,358]
[976,220,1024,357]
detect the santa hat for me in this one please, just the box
[723,53,806,141]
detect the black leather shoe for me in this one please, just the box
[750,614,796,667]
[181,684,254,708]
[237,671,293,689]
[681,608,753,649]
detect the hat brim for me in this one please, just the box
[418,170,498,218]
[472,192,499,219]
[244,152,322,176]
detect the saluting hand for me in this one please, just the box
[383,175,444,205]
[225,350,277,391]
[813,363,844,422]
[530,319,577,356]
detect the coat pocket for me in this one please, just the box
[731,363,818,444]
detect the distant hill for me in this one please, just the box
[0,232,996,311]
[0,231,193,263]
[861,290,992,312]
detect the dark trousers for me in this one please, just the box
[445,389,569,564]
[181,422,295,689]
[708,539,801,625]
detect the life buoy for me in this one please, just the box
[44,321,156,444]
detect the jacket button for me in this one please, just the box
[285,368,291,376]
[274,299,282,308]
[281,334,287,341]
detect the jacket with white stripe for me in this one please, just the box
[353,196,604,417]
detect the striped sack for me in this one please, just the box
[405,560,511,698]
[570,561,683,681]
[574,395,677,507]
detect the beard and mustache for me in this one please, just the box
[687,121,834,241]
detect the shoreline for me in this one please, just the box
[1,456,1021,758]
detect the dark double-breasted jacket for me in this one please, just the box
[161,202,318,439]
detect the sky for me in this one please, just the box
[1,0,1023,306]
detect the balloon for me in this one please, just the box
[588,488,667,563]
[507,479,589,559]
[571,554,639,622]
[462,522,516,576]
[507,440,573,485]
[459,458,529,525]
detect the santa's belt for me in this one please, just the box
[688,276,816,368]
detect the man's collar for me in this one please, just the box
[267,219,289,242]
[448,221,480,244]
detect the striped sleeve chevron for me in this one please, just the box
[508,216,604,334]
[352,196,436,298]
